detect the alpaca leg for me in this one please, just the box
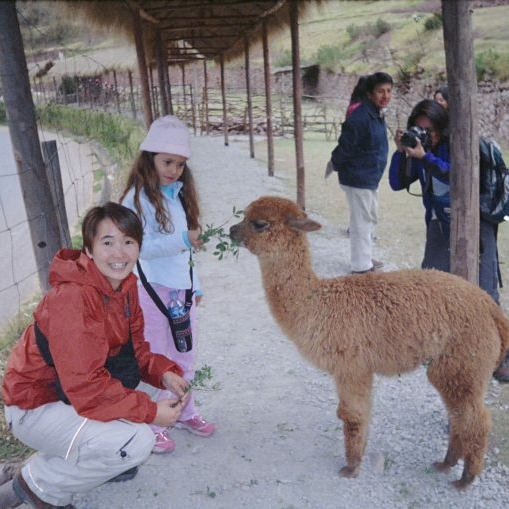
[428,361,491,489]
[452,405,491,490]
[335,374,373,478]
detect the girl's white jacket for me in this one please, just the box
[122,184,201,294]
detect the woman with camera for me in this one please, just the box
[388,99,500,306]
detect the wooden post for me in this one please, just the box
[74,76,80,107]
[220,55,229,146]
[113,70,121,114]
[181,64,188,120]
[52,76,58,103]
[128,70,137,119]
[244,36,255,159]
[290,1,305,209]
[0,2,61,292]
[442,0,479,284]
[155,29,169,116]
[262,19,275,176]
[189,84,197,135]
[203,59,209,135]
[41,141,71,249]
[132,8,153,128]
[150,66,160,118]
[165,63,173,115]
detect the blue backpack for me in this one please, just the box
[479,137,509,224]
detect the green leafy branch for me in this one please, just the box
[170,364,220,407]
[198,206,244,260]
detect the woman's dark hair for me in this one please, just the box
[434,85,448,102]
[407,99,449,139]
[350,76,368,104]
[365,72,393,93]
[82,202,143,252]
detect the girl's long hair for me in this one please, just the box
[119,151,201,232]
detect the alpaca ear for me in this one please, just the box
[286,215,321,232]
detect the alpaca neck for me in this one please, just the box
[258,239,319,336]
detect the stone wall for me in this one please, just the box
[316,70,509,146]
[169,64,509,146]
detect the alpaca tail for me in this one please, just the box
[493,306,509,366]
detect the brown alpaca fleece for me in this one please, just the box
[230,195,509,490]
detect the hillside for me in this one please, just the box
[17,0,509,85]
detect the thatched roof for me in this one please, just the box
[65,0,321,67]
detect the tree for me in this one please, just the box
[442,0,479,285]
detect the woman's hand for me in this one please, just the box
[188,229,204,249]
[161,371,189,398]
[404,138,426,160]
[152,397,188,427]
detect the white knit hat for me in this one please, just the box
[139,115,191,158]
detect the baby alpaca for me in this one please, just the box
[229,196,509,489]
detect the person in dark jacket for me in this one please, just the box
[329,71,393,273]
[388,99,500,304]
[1,202,189,509]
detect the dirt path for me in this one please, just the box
[70,135,509,509]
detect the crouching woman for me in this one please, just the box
[1,202,189,509]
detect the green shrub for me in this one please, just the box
[36,104,144,166]
[315,44,343,71]
[346,23,362,41]
[475,49,509,82]
[274,49,293,68]
[372,18,391,38]
[347,19,390,41]
[424,12,443,31]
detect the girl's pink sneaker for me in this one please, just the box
[152,430,176,453]
[175,415,216,437]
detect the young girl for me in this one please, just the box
[120,115,215,454]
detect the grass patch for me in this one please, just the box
[0,299,41,462]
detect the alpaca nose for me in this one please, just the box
[229,223,243,241]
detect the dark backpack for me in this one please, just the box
[479,137,509,224]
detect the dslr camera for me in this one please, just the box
[400,126,430,150]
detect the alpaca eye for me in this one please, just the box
[251,220,269,232]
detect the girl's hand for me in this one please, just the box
[188,229,204,249]
[404,138,426,160]
[161,371,189,398]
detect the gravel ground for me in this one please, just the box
[69,135,507,508]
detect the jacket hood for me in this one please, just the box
[49,249,137,297]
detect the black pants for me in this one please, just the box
[421,218,499,304]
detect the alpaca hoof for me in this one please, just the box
[432,461,451,473]
[452,468,475,490]
[339,465,360,478]
[452,477,473,491]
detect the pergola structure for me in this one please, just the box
[68,0,321,208]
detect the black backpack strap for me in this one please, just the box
[136,260,169,318]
